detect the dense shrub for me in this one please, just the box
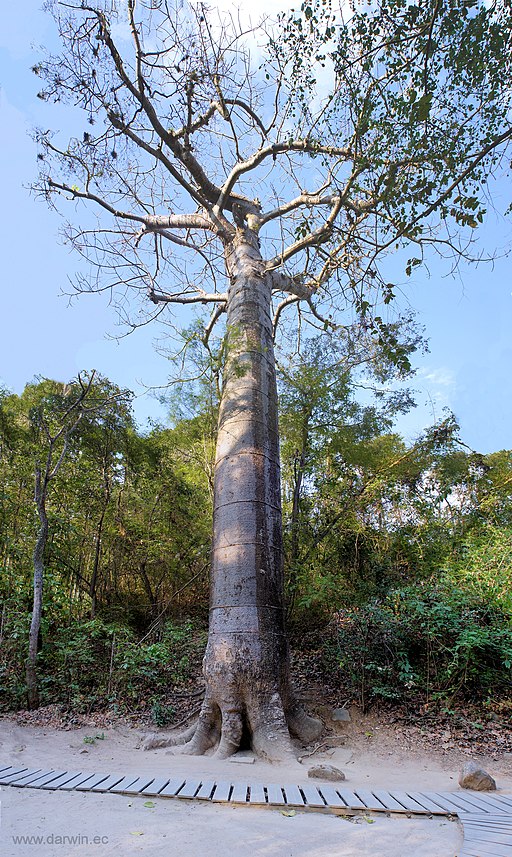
[334,580,512,711]
[0,615,206,713]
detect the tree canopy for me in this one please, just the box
[33,0,512,359]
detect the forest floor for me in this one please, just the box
[1,704,512,857]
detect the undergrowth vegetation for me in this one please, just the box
[1,613,206,718]
[333,580,512,711]
[1,374,511,718]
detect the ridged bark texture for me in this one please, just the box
[147,231,321,759]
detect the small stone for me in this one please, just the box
[79,748,89,754]
[332,708,351,723]
[308,764,345,782]
[459,760,497,791]
[229,752,255,765]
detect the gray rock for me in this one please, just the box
[332,708,351,723]
[459,760,497,791]
[308,764,345,782]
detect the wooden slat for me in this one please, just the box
[140,777,171,796]
[459,840,512,857]
[438,791,504,814]
[1,768,42,785]
[90,773,125,792]
[465,823,512,833]
[462,828,512,845]
[0,767,30,784]
[460,848,495,857]
[248,782,266,804]
[0,765,14,774]
[473,797,512,814]
[31,771,67,788]
[353,788,388,812]
[316,784,347,809]
[177,779,202,799]
[60,772,96,791]
[450,790,510,814]
[41,771,83,790]
[462,812,511,824]
[472,794,512,813]
[388,791,436,814]
[230,782,249,803]
[464,819,512,830]
[108,774,145,794]
[122,775,156,795]
[420,791,470,814]
[335,788,368,810]
[159,778,187,797]
[300,784,326,808]
[266,784,286,805]
[490,795,512,810]
[195,781,216,800]
[406,791,451,814]
[282,784,307,807]
[371,790,412,813]
[18,770,62,788]
[211,781,232,802]
[75,773,111,791]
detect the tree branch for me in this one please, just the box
[272,294,300,338]
[147,287,227,305]
[216,140,352,214]
[202,304,227,345]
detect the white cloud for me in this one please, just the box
[419,367,456,388]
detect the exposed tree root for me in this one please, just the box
[143,688,322,761]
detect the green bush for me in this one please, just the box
[334,579,512,710]
[0,603,32,711]
[0,614,206,713]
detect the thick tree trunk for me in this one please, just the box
[146,230,321,759]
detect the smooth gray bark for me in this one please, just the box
[146,229,322,759]
[26,471,47,709]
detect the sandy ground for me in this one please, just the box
[1,717,511,857]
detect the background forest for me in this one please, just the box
[2,332,511,725]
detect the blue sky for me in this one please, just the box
[1,1,511,451]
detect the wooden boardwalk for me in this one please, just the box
[1,763,511,854]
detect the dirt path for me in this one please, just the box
[1,714,510,857]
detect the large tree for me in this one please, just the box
[34,0,512,757]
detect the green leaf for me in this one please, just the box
[416,93,432,121]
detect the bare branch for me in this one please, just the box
[202,304,227,345]
[272,294,300,338]
[148,287,227,305]
[47,179,148,224]
[216,140,353,214]
[305,299,338,331]
[266,195,344,270]
[260,189,337,227]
